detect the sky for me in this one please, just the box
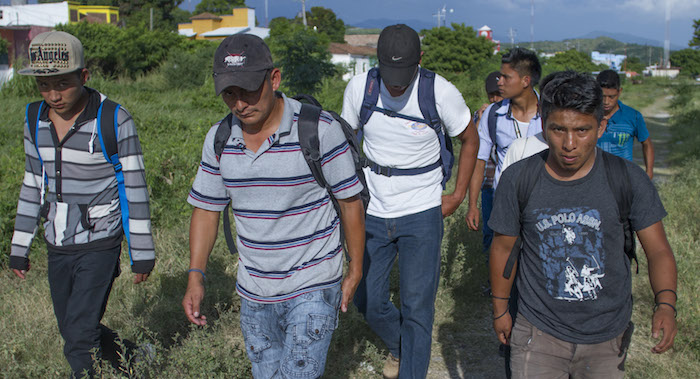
[180,0,699,47]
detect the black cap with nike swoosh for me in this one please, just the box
[377,24,421,87]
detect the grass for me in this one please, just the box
[0,73,698,377]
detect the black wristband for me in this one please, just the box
[491,295,510,301]
[493,307,510,320]
[654,289,677,301]
[654,302,677,318]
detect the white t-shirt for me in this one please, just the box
[341,70,470,218]
[501,132,549,173]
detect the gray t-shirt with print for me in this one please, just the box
[489,149,666,344]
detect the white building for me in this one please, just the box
[0,2,70,27]
[591,51,626,71]
[329,42,376,81]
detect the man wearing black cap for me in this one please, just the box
[341,24,478,378]
[182,34,365,378]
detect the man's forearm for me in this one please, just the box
[469,160,487,208]
[489,234,519,313]
[338,195,365,272]
[453,121,480,201]
[189,208,221,280]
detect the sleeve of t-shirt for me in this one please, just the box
[187,122,231,212]
[340,74,364,131]
[477,103,496,161]
[318,111,364,200]
[488,162,523,237]
[626,160,666,231]
[634,110,650,143]
[434,75,470,137]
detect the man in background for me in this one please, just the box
[596,69,655,179]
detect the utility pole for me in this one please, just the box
[298,0,307,27]
[530,0,534,49]
[265,0,269,27]
[149,8,153,31]
[433,5,453,28]
[508,28,517,47]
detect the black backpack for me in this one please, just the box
[502,150,638,279]
[213,94,369,255]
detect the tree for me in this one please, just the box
[670,48,700,76]
[194,0,245,16]
[690,19,700,48]
[267,18,336,95]
[298,7,346,43]
[545,49,598,73]
[0,37,8,57]
[420,24,495,74]
[622,57,645,74]
[118,0,185,31]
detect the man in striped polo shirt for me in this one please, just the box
[182,34,365,377]
[9,31,155,377]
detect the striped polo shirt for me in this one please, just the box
[10,88,155,273]
[188,93,362,303]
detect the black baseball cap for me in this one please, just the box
[377,24,421,87]
[213,34,274,95]
[485,71,501,94]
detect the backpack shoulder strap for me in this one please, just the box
[502,150,548,279]
[417,67,440,131]
[26,101,48,185]
[214,113,234,161]
[297,103,326,188]
[602,151,638,272]
[95,99,134,261]
[487,100,504,149]
[359,67,381,127]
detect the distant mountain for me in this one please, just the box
[578,31,684,50]
[348,18,436,33]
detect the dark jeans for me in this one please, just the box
[354,206,443,379]
[481,187,494,258]
[48,245,122,378]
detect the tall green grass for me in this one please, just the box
[0,73,697,377]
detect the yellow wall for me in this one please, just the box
[67,2,119,24]
[179,8,252,40]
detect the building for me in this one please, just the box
[645,65,680,78]
[177,8,269,40]
[329,42,376,81]
[591,51,626,71]
[0,1,118,85]
[477,25,500,53]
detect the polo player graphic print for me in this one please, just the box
[534,207,605,302]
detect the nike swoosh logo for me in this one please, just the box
[391,56,402,61]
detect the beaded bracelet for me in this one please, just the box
[653,302,677,318]
[188,268,206,281]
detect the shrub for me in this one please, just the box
[160,40,218,89]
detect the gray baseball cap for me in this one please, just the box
[18,31,85,76]
[213,34,274,95]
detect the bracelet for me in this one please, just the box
[654,289,677,301]
[188,268,206,281]
[493,307,510,320]
[653,302,677,318]
[491,295,510,301]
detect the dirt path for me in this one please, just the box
[635,94,675,182]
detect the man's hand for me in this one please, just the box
[182,279,207,326]
[441,193,464,218]
[11,259,30,279]
[466,206,480,231]
[340,266,362,313]
[493,311,513,345]
[133,273,150,284]
[476,103,490,121]
[651,305,677,353]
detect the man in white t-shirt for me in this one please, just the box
[466,48,542,236]
[341,24,478,379]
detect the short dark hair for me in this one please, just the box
[596,69,621,89]
[501,47,542,87]
[540,70,604,124]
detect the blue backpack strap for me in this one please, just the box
[26,101,49,186]
[417,67,453,188]
[487,100,504,165]
[359,67,381,130]
[95,99,132,262]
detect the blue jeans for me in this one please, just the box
[481,187,494,257]
[354,206,443,379]
[239,284,341,378]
